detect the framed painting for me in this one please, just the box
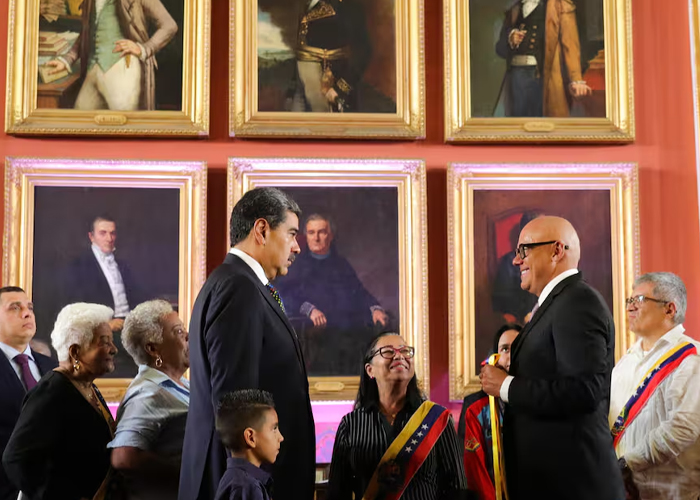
[447,163,640,400]
[229,0,425,139]
[3,157,207,401]
[228,157,428,399]
[444,0,634,142]
[5,0,210,136]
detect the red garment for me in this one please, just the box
[459,391,496,500]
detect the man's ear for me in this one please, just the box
[243,427,256,449]
[252,219,269,246]
[666,301,678,320]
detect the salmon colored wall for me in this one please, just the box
[1,0,698,406]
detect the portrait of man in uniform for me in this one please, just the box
[469,0,606,118]
[257,0,397,113]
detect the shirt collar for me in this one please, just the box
[230,248,269,285]
[136,364,190,390]
[0,341,33,363]
[629,323,686,356]
[91,243,116,262]
[227,456,272,486]
[538,269,579,306]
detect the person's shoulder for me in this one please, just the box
[462,390,489,409]
[32,350,58,370]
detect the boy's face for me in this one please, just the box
[253,408,284,465]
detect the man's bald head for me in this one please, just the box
[514,216,581,297]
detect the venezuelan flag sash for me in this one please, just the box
[611,342,697,448]
[362,401,450,500]
[487,354,509,500]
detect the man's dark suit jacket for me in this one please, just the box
[179,253,316,500]
[0,349,56,500]
[503,272,625,500]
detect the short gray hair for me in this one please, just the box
[122,300,174,365]
[634,272,687,324]
[304,213,336,235]
[51,303,114,362]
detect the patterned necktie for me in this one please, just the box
[13,354,38,391]
[266,283,286,314]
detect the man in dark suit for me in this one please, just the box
[480,216,624,500]
[0,286,57,500]
[61,215,143,377]
[179,187,315,500]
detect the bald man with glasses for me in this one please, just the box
[479,215,624,500]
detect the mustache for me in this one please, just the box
[288,254,296,263]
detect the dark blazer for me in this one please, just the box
[63,249,143,314]
[179,253,316,500]
[0,350,56,500]
[2,371,113,500]
[503,273,625,500]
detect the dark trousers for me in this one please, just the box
[508,66,543,117]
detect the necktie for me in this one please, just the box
[266,283,286,314]
[13,354,38,391]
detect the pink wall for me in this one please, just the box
[1,0,699,413]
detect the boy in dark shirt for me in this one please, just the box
[214,390,284,500]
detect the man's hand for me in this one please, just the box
[480,364,508,397]
[372,309,389,327]
[113,39,142,57]
[45,59,67,74]
[309,308,327,328]
[569,82,592,98]
[325,88,339,104]
[509,29,527,48]
[109,318,125,331]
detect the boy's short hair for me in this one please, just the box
[216,389,276,452]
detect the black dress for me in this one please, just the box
[327,398,469,500]
[2,370,114,500]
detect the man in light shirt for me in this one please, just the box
[610,272,700,500]
[480,215,624,500]
[0,287,57,500]
[63,215,143,376]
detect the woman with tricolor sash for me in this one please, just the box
[327,332,470,500]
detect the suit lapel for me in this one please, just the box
[510,273,582,362]
[225,254,307,372]
[0,351,25,395]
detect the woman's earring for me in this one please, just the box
[73,358,80,373]
[155,355,163,368]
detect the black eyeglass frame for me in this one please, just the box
[625,295,668,307]
[514,240,570,260]
[369,346,416,360]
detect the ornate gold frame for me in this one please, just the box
[229,0,425,139]
[227,157,428,400]
[444,0,634,142]
[5,0,210,136]
[3,157,208,401]
[447,163,640,400]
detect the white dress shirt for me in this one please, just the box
[522,0,540,18]
[230,248,268,285]
[308,0,320,10]
[0,341,42,390]
[609,324,700,500]
[92,244,130,317]
[500,269,580,402]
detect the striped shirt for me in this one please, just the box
[327,401,469,500]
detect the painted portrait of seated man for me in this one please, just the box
[275,213,389,375]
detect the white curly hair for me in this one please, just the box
[51,303,114,362]
[122,300,174,366]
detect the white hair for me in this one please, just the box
[122,300,174,366]
[634,272,688,325]
[51,303,114,362]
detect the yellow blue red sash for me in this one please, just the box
[611,342,697,448]
[487,354,509,500]
[362,401,450,500]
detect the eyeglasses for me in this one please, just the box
[370,346,415,360]
[514,240,569,260]
[625,295,668,307]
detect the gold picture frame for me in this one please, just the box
[447,163,640,400]
[444,0,634,142]
[5,0,210,136]
[229,0,425,139]
[227,157,428,400]
[3,157,207,401]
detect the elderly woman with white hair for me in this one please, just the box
[108,299,189,500]
[2,303,118,500]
